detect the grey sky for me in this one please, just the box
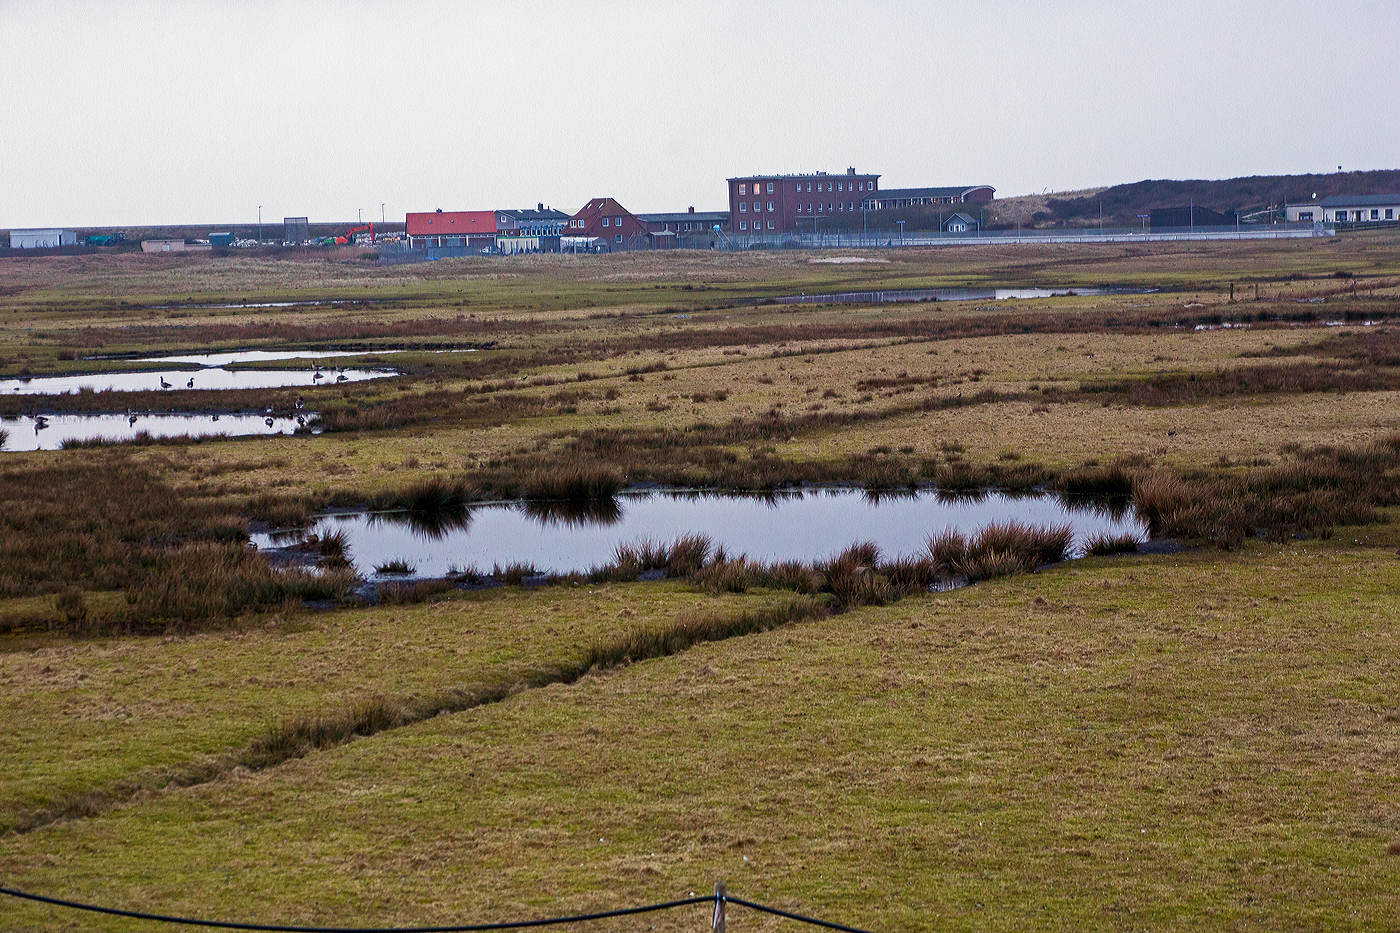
[5,0,1398,228]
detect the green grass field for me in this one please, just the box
[2,238,1399,931]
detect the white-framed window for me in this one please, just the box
[602,217,610,227]
[849,202,854,211]
[1336,211,1348,221]
[739,184,747,195]
[767,219,774,230]
[1388,209,1395,219]
[739,202,746,212]
[806,182,812,192]
[767,202,774,212]
[828,203,833,212]
[1299,211,1313,221]
[766,182,774,193]
[615,234,622,243]
[817,203,823,213]
[1372,209,1381,220]
[739,221,747,231]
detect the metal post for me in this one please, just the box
[258,205,262,244]
[713,882,726,933]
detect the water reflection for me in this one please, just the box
[521,497,624,527]
[369,505,474,540]
[254,487,1148,579]
[1,367,393,395]
[134,349,404,366]
[0,412,311,452]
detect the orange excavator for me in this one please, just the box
[319,224,375,246]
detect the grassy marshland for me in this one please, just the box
[2,237,1400,929]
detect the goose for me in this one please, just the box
[264,416,275,427]
[295,395,305,410]
[295,415,306,427]
[210,413,219,422]
[312,371,324,381]
[186,377,195,388]
[33,415,48,429]
[159,377,172,389]
[128,413,139,426]
[335,373,347,383]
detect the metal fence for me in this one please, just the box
[377,223,1335,264]
[714,222,1332,251]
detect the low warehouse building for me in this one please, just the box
[1321,194,1400,223]
[405,210,497,249]
[10,228,78,249]
[141,239,211,253]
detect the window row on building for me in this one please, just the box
[737,178,876,196]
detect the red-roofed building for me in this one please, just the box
[566,198,652,250]
[405,210,498,249]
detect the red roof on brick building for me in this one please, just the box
[405,210,497,237]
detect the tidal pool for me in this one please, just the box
[1,367,392,395]
[257,488,1146,579]
[132,349,405,366]
[1,412,312,451]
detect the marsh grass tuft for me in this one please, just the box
[523,461,623,502]
[1084,531,1142,556]
[374,558,416,575]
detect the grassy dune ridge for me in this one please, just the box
[3,238,1400,929]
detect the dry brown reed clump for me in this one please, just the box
[925,521,1073,584]
[522,461,624,502]
[127,544,356,629]
[1130,434,1400,547]
[1084,531,1142,556]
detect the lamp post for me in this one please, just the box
[257,205,262,244]
[897,220,906,246]
[381,203,386,225]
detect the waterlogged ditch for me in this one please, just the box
[775,286,1154,305]
[256,487,1147,580]
[1,366,392,396]
[1,412,313,451]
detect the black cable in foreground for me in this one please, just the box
[725,895,879,933]
[0,886,712,933]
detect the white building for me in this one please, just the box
[1320,194,1400,224]
[9,228,78,249]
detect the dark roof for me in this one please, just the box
[635,211,730,223]
[1319,193,1400,207]
[727,171,880,181]
[871,185,995,200]
[571,198,634,219]
[947,213,977,224]
[497,208,570,221]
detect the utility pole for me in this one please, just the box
[257,205,262,243]
[381,203,386,225]
[897,220,905,246]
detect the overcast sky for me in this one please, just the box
[4,0,1399,228]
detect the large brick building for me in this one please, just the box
[727,168,881,236]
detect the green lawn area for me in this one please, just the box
[3,540,1397,932]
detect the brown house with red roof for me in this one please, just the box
[405,210,497,249]
[566,198,652,250]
